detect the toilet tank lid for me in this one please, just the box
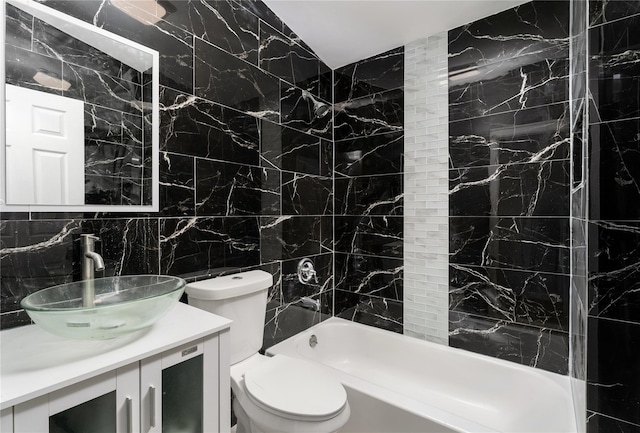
[185,270,272,301]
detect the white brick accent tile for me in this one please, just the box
[403,33,449,345]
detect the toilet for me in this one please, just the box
[186,270,350,433]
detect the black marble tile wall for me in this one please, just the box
[587,318,640,427]
[334,47,404,103]
[5,3,148,206]
[448,0,571,375]
[333,47,404,333]
[263,252,333,351]
[449,311,570,374]
[333,290,403,334]
[587,413,640,433]
[587,1,640,429]
[1,0,334,348]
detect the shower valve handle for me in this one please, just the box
[297,258,318,284]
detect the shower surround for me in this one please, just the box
[447,1,572,375]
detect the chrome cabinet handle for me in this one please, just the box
[126,397,133,433]
[150,385,156,428]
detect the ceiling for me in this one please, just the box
[262,0,531,69]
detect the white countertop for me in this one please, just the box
[0,302,231,409]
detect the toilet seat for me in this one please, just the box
[243,354,347,421]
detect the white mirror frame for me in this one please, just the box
[0,0,159,213]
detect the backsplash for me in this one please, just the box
[0,0,334,343]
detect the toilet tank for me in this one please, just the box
[185,270,272,365]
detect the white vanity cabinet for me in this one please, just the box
[1,303,231,433]
[1,407,13,432]
[13,365,139,433]
[140,338,220,433]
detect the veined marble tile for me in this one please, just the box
[335,216,403,258]
[6,3,33,50]
[449,216,570,274]
[589,119,640,220]
[335,131,404,177]
[260,216,323,261]
[334,289,403,334]
[334,46,404,103]
[335,174,403,216]
[195,160,280,216]
[334,88,403,140]
[449,58,569,122]
[159,87,260,165]
[448,1,569,75]
[590,0,640,27]
[33,17,135,81]
[159,152,195,217]
[589,13,640,123]
[280,86,333,139]
[588,221,640,322]
[163,0,259,65]
[41,0,195,92]
[449,160,570,217]
[5,44,63,96]
[334,253,403,301]
[159,217,260,276]
[449,311,569,374]
[450,264,569,331]
[282,173,332,216]
[261,121,322,175]
[259,22,322,97]
[63,62,142,114]
[587,317,640,425]
[586,412,640,433]
[195,38,279,120]
[84,104,124,143]
[449,102,570,168]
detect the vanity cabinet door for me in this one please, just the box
[1,407,13,432]
[13,364,139,433]
[140,336,221,433]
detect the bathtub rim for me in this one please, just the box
[266,316,577,433]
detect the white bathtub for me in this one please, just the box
[266,317,577,433]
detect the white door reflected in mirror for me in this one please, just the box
[5,84,84,205]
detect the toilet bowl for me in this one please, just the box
[186,270,350,433]
[231,353,350,433]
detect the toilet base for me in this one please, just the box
[233,397,252,433]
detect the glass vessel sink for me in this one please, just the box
[21,275,186,339]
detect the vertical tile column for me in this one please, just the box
[403,34,449,344]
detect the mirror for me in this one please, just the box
[1,0,159,212]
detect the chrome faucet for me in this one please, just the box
[81,234,105,307]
